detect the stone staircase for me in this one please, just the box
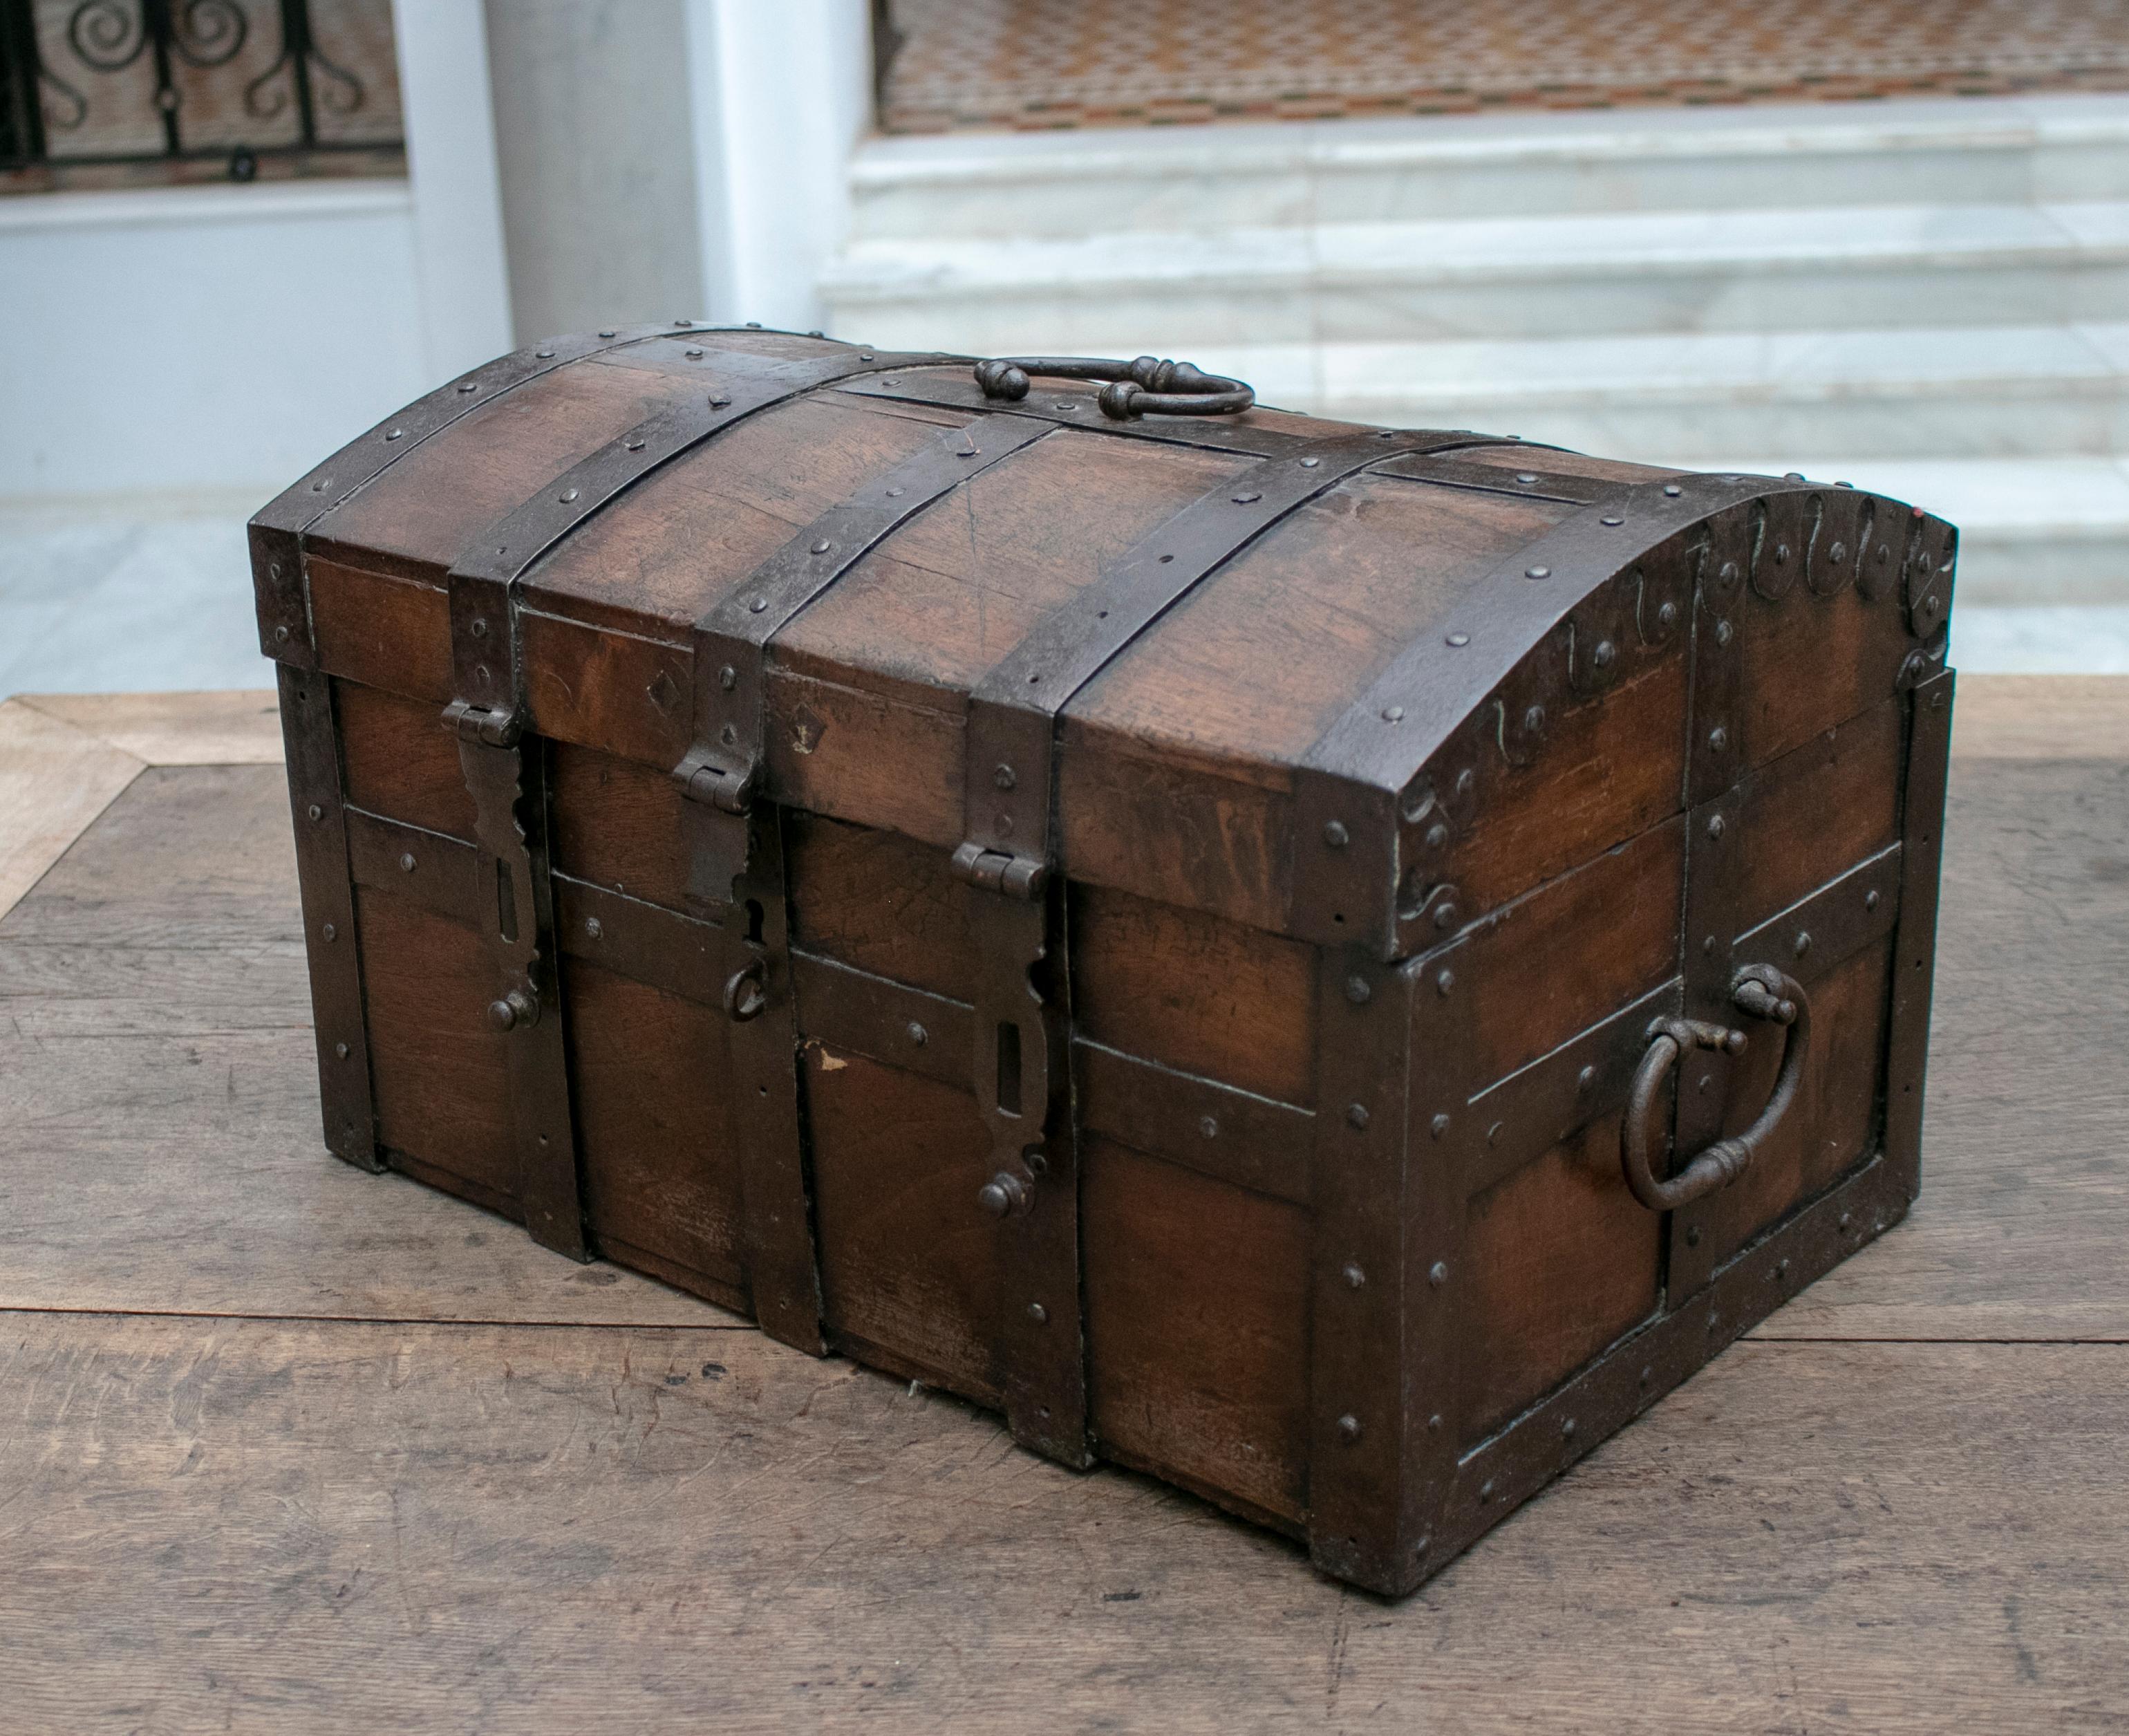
[821,95,2129,606]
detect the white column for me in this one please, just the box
[391,0,516,372]
[684,0,872,334]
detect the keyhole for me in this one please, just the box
[495,859,518,942]
[995,1020,1022,1117]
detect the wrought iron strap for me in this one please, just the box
[446,346,939,736]
[674,411,1054,911]
[961,429,1499,884]
[252,322,677,666]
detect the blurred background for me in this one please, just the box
[3,0,2127,693]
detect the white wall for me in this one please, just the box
[686,0,872,333]
[0,184,432,503]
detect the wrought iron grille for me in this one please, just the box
[1,0,404,187]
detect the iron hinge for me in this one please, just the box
[442,699,523,748]
[674,747,757,814]
[951,841,1048,899]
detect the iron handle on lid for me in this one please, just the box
[974,354,1254,420]
[1620,965,1811,1213]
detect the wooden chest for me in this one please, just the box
[252,328,1956,1595]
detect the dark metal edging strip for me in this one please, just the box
[252,321,691,664]
[1884,669,1955,1203]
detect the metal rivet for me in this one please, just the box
[1718,559,1741,587]
[585,917,603,940]
[1774,542,1791,566]
[995,813,1013,834]
[560,487,579,503]
[811,538,833,555]
[1322,820,1349,848]
[716,666,738,693]
[1830,541,1848,566]
[710,395,731,408]
[1300,456,1320,469]
[1345,976,1371,1005]
[685,347,704,359]
[470,617,489,639]
[1640,1365,1653,1388]
[1707,814,1725,840]
[1427,1413,1442,1432]
[457,381,477,393]
[1601,514,1624,526]
[1231,491,1262,504]
[885,486,906,499]
[399,852,416,872]
[1455,767,1475,798]
[1515,472,1538,485]
[1425,822,1450,850]
[1429,1260,1448,1287]
[1794,931,1813,958]
[535,348,554,359]
[1486,1121,1502,1147]
[1343,1262,1366,1289]
[1716,619,1734,647]
[1775,1258,1791,1280]
[599,328,616,337]
[1436,969,1454,996]
[625,437,645,451]
[1865,888,1881,912]
[1577,1065,1595,1093]
[994,763,1016,790]
[1199,1115,1219,1139]
[1026,1301,1048,1325]
[1445,631,1470,647]
[1838,1211,1853,1231]
[1708,725,1728,752]
[906,1023,927,1047]
[1337,1414,1362,1444]
[1592,640,1616,670]
[310,480,326,492]
[1479,1478,1494,1502]
[306,803,323,822]
[1526,564,1550,579]
[335,1042,349,1060]
[749,597,768,614]
[384,428,403,441]
[1382,704,1405,722]
[1657,601,1678,628]
[475,664,490,685]
[1561,1417,1576,1439]
[274,625,290,643]
[1346,1102,1369,1130]
[859,352,876,361]
[1433,900,1457,930]
[1686,1224,1701,1246]
[1662,483,1682,497]
[321,922,337,942]
[1708,1309,1720,1332]
[1431,1114,1450,1139]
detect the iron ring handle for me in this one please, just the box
[723,961,768,1023]
[1620,966,1812,1213]
[973,354,1254,420]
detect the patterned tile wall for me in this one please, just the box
[877,0,2129,134]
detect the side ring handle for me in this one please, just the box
[1620,966,1812,1213]
[973,354,1254,420]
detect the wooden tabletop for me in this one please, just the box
[2,679,2125,1734]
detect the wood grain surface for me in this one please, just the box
[0,680,2124,1731]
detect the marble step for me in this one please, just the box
[1143,325,2129,463]
[1651,458,2129,606]
[847,95,2129,242]
[824,200,2129,347]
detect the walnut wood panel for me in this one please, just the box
[549,740,694,913]
[308,560,453,704]
[355,885,516,1211]
[1732,697,1904,934]
[1069,880,1316,1107]
[1732,549,1916,777]
[521,391,970,637]
[1082,1137,1311,1530]
[764,666,965,850]
[1439,651,1691,921]
[336,679,473,841]
[785,811,977,1002]
[563,954,745,1307]
[1451,814,1686,1090]
[1457,1108,1660,1445]
[308,358,719,582]
[520,608,693,767]
[1692,932,1896,1274]
[775,427,1250,698]
[1453,447,1673,485]
[805,1043,1002,1405]
[1074,478,1574,774]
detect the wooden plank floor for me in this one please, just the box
[1,681,2124,1733]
